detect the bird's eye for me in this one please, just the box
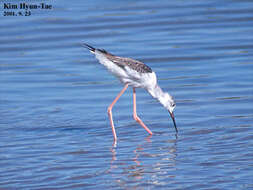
[171,103,176,107]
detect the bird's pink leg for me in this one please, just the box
[107,84,129,142]
[132,88,153,135]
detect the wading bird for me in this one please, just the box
[83,43,178,142]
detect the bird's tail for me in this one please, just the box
[82,43,96,54]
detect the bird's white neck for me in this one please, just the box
[147,84,168,107]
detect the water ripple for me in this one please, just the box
[1,0,253,189]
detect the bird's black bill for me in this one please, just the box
[169,111,178,133]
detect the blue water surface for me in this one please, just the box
[0,0,253,189]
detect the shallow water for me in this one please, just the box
[1,0,253,189]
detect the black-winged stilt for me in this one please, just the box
[83,43,177,142]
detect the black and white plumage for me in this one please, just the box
[82,43,177,142]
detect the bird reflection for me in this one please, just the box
[109,134,178,186]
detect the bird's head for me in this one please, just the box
[159,93,175,111]
[159,93,178,133]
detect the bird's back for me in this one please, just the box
[83,43,157,89]
[95,49,157,88]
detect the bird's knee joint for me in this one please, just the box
[107,107,112,114]
[133,114,139,121]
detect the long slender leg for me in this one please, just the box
[132,88,153,135]
[107,84,129,142]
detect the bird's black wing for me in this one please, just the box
[108,56,152,73]
[82,43,152,73]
